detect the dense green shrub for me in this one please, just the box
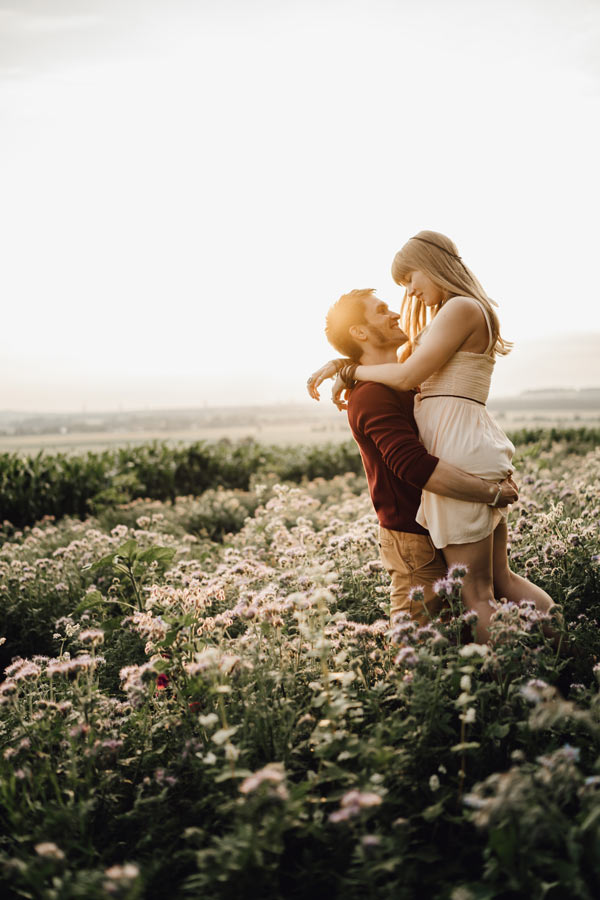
[509,426,600,458]
[3,429,599,534]
[0,440,366,532]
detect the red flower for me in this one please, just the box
[156,674,170,690]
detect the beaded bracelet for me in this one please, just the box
[339,364,359,388]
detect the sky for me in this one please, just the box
[1,0,599,411]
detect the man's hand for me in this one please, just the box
[306,359,340,400]
[489,475,518,508]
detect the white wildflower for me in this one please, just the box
[35,842,65,860]
[459,644,489,658]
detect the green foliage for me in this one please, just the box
[2,430,596,534]
[509,426,600,460]
[87,538,177,611]
[0,439,365,533]
[0,431,599,898]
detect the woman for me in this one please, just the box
[307,231,555,642]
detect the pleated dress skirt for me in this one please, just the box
[413,393,515,549]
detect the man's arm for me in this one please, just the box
[424,461,517,507]
[352,383,516,506]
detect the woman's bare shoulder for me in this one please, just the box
[427,296,482,332]
[440,296,483,316]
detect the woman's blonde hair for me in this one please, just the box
[391,230,512,358]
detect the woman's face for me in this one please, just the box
[403,270,446,307]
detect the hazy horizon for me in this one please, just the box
[3,330,600,414]
[1,0,599,413]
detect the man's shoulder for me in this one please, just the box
[349,382,415,409]
[348,382,416,427]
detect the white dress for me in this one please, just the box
[413,298,515,549]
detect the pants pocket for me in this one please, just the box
[409,536,438,574]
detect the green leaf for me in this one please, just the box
[449,884,499,900]
[487,722,510,740]
[137,546,177,566]
[115,539,139,561]
[71,590,105,616]
[422,801,444,822]
[581,805,600,832]
[215,769,249,783]
[337,750,358,761]
[161,629,180,648]
[489,825,517,867]
[86,539,139,573]
[85,551,121,573]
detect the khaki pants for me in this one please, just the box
[378,526,449,625]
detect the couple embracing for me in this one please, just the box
[307,230,557,644]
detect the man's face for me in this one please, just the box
[360,295,407,349]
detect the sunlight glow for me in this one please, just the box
[1,0,599,410]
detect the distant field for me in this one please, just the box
[0,421,352,453]
[492,408,600,429]
[0,409,599,454]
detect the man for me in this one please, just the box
[307,289,517,625]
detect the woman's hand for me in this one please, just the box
[331,372,349,411]
[306,359,343,400]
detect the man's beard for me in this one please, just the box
[367,325,403,349]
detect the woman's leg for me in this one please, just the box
[444,523,564,646]
[443,533,495,643]
[491,520,562,645]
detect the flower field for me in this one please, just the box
[1,435,600,899]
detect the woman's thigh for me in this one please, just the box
[442,533,496,641]
[442,532,495,585]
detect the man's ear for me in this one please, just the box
[349,324,368,343]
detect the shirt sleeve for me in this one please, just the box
[350,383,439,488]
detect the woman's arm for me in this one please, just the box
[353,297,482,391]
[306,357,350,400]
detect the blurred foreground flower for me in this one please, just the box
[329,789,382,823]
[35,842,65,860]
[239,762,288,799]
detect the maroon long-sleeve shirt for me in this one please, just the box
[348,382,439,534]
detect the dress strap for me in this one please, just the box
[471,298,495,355]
